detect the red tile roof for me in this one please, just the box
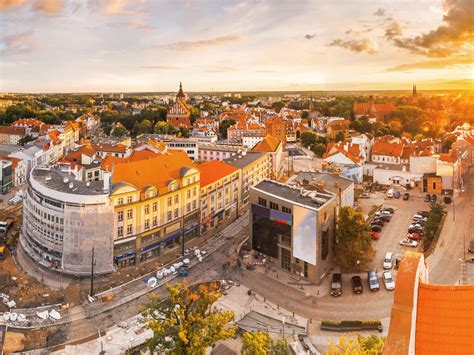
[372,142,404,157]
[197,160,238,187]
[252,134,281,152]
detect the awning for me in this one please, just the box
[140,240,161,253]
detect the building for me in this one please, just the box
[323,145,363,183]
[250,180,337,285]
[0,126,26,145]
[93,143,131,158]
[0,159,13,194]
[354,101,395,122]
[251,134,283,178]
[110,151,200,268]
[227,123,265,144]
[167,82,191,128]
[242,133,265,149]
[265,118,287,146]
[225,151,271,208]
[198,143,244,162]
[291,172,354,207]
[0,156,25,187]
[164,138,199,160]
[197,160,240,234]
[371,141,404,164]
[383,252,473,354]
[326,119,350,139]
[21,166,114,275]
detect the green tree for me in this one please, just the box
[178,126,190,138]
[242,331,289,355]
[441,134,457,153]
[111,126,127,137]
[133,119,153,135]
[311,143,326,157]
[142,282,236,354]
[154,121,174,134]
[18,134,35,146]
[335,207,374,270]
[219,119,236,138]
[271,101,285,113]
[334,131,345,142]
[189,106,200,123]
[300,131,317,147]
[423,202,445,241]
[327,335,385,354]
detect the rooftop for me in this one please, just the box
[197,160,238,187]
[31,166,106,195]
[252,134,281,153]
[252,180,335,209]
[293,171,354,191]
[224,151,266,169]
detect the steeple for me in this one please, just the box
[309,92,314,112]
[412,84,417,97]
[176,81,185,100]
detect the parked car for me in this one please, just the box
[408,228,424,236]
[330,273,342,297]
[386,189,394,198]
[417,211,430,217]
[443,196,452,204]
[430,194,437,203]
[360,192,371,199]
[403,193,410,200]
[399,238,418,248]
[383,252,393,269]
[367,271,380,292]
[424,194,431,202]
[351,276,363,294]
[382,271,395,290]
[393,191,401,199]
[371,218,385,226]
[381,207,394,214]
[371,225,382,233]
[370,231,380,240]
[407,232,422,241]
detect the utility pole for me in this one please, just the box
[89,246,95,297]
[181,212,185,257]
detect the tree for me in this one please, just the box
[334,131,345,142]
[327,335,385,354]
[242,331,289,355]
[423,202,445,241]
[311,143,326,157]
[271,101,285,113]
[154,121,174,134]
[111,126,127,137]
[133,119,153,135]
[142,282,236,354]
[178,126,190,138]
[441,134,457,153]
[18,134,35,146]
[300,131,317,147]
[335,207,374,270]
[219,119,236,138]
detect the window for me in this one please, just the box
[144,204,149,214]
[174,195,179,204]
[304,262,308,278]
[282,206,292,214]
[127,209,133,219]
[145,219,150,230]
[187,203,191,212]
[258,197,266,207]
[127,224,132,235]
[153,216,157,227]
[281,248,291,272]
[187,190,191,199]
[127,196,132,204]
[167,197,172,207]
[117,226,123,237]
[174,208,179,218]
[281,234,291,245]
[152,202,157,212]
[167,211,172,221]
[192,200,197,209]
[118,211,123,222]
[269,201,279,211]
[193,187,197,196]
[118,198,123,205]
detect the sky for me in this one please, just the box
[0,0,472,92]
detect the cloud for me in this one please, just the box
[345,28,373,35]
[154,34,244,51]
[384,20,402,39]
[305,33,316,40]
[100,0,131,16]
[1,30,38,55]
[33,0,64,13]
[110,18,153,32]
[140,65,181,70]
[386,57,473,71]
[0,0,28,11]
[328,38,377,54]
[373,8,385,16]
[390,0,474,57]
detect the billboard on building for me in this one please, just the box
[292,205,317,265]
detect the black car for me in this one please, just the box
[330,273,342,297]
[367,271,380,292]
[372,218,385,226]
[403,193,410,200]
[430,194,437,203]
[424,194,431,202]
[417,211,430,217]
[381,207,394,213]
[371,225,382,232]
[351,276,363,294]
[443,196,452,204]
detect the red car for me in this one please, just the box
[370,231,380,240]
[407,232,421,241]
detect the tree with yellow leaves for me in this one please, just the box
[326,335,385,355]
[142,281,236,354]
[242,331,289,355]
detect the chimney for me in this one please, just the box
[103,171,111,193]
[68,182,74,189]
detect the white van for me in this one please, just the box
[386,189,394,198]
[383,252,393,269]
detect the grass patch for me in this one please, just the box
[423,213,447,257]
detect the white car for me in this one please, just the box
[383,271,395,290]
[399,238,418,248]
[383,252,393,269]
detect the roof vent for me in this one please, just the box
[63,177,69,183]
[69,182,74,189]
[45,175,52,181]
[86,181,90,187]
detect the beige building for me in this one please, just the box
[251,134,283,178]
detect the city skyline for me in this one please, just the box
[1,0,473,92]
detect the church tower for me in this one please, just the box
[176,81,186,102]
[412,84,417,97]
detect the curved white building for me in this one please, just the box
[21,166,114,275]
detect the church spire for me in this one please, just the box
[176,81,185,100]
[412,84,417,97]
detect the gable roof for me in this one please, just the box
[372,142,404,157]
[252,134,281,152]
[197,160,238,187]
